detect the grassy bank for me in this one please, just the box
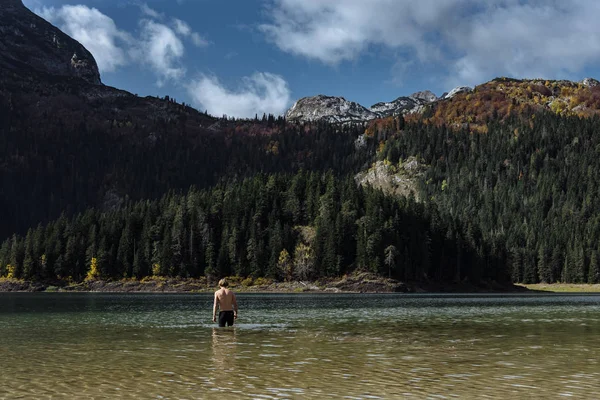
[517,283,600,293]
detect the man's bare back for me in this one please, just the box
[212,279,238,327]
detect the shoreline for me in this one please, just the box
[516,283,600,293]
[0,273,529,294]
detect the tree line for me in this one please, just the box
[0,172,501,284]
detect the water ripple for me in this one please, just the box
[1,293,600,398]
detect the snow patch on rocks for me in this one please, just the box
[285,95,378,123]
[581,78,600,87]
[442,86,473,99]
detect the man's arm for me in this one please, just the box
[212,292,219,323]
[232,292,238,319]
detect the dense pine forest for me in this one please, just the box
[0,172,497,284]
[380,113,600,284]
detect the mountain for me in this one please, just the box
[287,77,600,128]
[285,95,379,123]
[0,0,101,85]
[369,90,438,118]
[0,1,373,240]
[286,91,439,123]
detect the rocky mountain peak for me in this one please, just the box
[442,86,473,99]
[286,89,440,123]
[286,95,378,123]
[0,0,102,85]
[581,78,600,87]
[369,91,437,119]
[409,90,437,103]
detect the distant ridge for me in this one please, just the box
[285,78,600,125]
[286,90,440,124]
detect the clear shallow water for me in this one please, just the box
[1,293,600,399]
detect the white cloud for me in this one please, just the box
[139,3,163,19]
[448,1,600,86]
[260,0,459,65]
[138,20,186,86]
[173,18,192,36]
[173,18,209,47]
[187,73,291,118]
[261,0,600,86]
[37,5,131,73]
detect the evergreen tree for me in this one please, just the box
[9,234,24,279]
[384,245,398,278]
[537,245,552,283]
[22,229,35,280]
[588,251,599,284]
[0,240,10,277]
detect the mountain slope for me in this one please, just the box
[0,0,101,85]
[408,77,600,132]
[286,78,600,129]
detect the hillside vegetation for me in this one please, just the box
[405,77,600,133]
[380,112,600,284]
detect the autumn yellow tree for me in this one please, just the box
[6,264,16,279]
[277,249,293,281]
[293,243,314,281]
[85,257,100,281]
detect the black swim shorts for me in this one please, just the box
[218,310,235,327]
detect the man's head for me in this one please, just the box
[218,278,229,288]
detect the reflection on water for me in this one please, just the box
[210,327,238,393]
[0,293,600,399]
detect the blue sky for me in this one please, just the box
[23,0,600,118]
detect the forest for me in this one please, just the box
[3,98,600,284]
[380,112,600,284]
[0,106,369,240]
[0,171,498,284]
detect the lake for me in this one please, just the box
[1,293,599,399]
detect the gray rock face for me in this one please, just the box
[442,86,472,99]
[582,78,600,88]
[370,91,437,118]
[0,0,102,85]
[355,157,426,200]
[369,97,417,117]
[286,91,438,123]
[410,90,438,103]
[285,95,378,123]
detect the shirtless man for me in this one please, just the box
[212,278,238,327]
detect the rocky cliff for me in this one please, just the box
[0,0,101,85]
[286,91,439,123]
[285,95,379,123]
[370,90,438,118]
